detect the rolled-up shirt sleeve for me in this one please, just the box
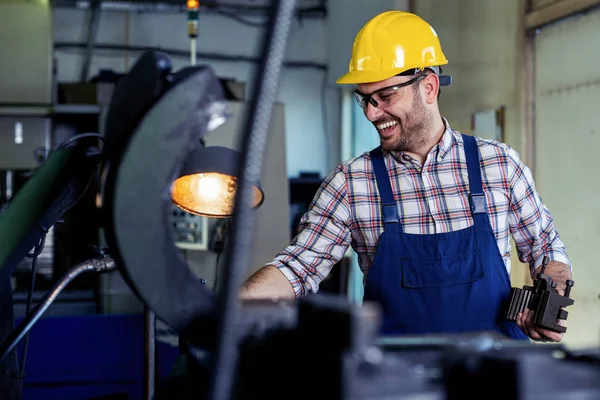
[506,147,572,275]
[267,166,352,298]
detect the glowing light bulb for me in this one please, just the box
[172,172,264,217]
[195,174,222,201]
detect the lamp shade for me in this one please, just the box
[171,146,264,218]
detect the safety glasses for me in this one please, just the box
[353,75,425,110]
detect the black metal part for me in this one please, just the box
[164,293,600,400]
[505,256,575,333]
[156,299,299,400]
[0,256,116,363]
[178,146,260,191]
[207,1,296,399]
[443,342,600,400]
[144,307,156,400]
[102,51,229,333]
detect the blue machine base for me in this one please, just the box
[14,314,181,400]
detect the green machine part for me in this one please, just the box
[0,138,102,399]
[0,140,101,275]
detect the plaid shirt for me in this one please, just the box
[270,121,571,298]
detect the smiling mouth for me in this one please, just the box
[376,120,398,138]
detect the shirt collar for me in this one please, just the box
[436,117,456,163]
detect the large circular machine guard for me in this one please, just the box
[104,59,229,334]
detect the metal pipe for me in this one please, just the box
[80,0,102,83]
[5,170,13,201]
[54,42,328,71]
[190,38,197,66]
[51,1,327,18]
[144,307,156,400]
[0,257,116,363]
[207,2,296,400]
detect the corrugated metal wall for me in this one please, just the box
[534,6,600,349]
[531,0,563,10]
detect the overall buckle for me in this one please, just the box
[383,203,399,224]
[470,194,486,214]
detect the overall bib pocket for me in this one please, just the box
[401,251,485,288]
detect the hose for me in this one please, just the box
[207,1,297,399]
[0,257,116,363]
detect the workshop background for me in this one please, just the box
[0,0,599,398]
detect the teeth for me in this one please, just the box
[377,120,398,130]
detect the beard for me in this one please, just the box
[377,89,432,153]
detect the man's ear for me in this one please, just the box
[423,74,440,104]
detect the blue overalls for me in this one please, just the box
[363,134,529,340]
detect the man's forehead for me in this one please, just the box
[356,75,414,94]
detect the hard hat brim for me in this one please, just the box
[336,70,400,85]
[336,61,449,85]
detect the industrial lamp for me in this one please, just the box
[171,145,265,218]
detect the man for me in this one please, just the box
[240,10,572,342]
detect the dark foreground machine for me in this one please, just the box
[0,1,598,399]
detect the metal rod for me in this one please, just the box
[80,0,102,83]
[190,38,197,66]
[19,236,46,377]
[207,1,296,400]
[54,42,328,71]
[5,170,13,201]
[0,257,116,363]
[144,307,156,400]
[541,256,549,275]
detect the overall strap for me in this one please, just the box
[462,134,488,220]
[370,147,401,233]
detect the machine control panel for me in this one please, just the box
[171,205,208,250]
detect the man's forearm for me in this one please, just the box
[534,260,572,296]
[240,265,296,300]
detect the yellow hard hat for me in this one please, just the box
[337,11,449,85]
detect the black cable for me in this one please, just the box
[56,132,104,150]
[207,1,296,399]
[212,8,268,27]
[18,234,46,378]
[213,251,221,291]
[211,219,229,291]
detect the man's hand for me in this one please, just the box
[516,308,564,342]
[516,259,571,342]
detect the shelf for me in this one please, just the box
[0,105,52,117]
[53,104,101,115]
[0,104,101,117]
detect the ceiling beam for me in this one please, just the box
[526,0,600,29]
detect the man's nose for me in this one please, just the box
[364,101,384,121]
